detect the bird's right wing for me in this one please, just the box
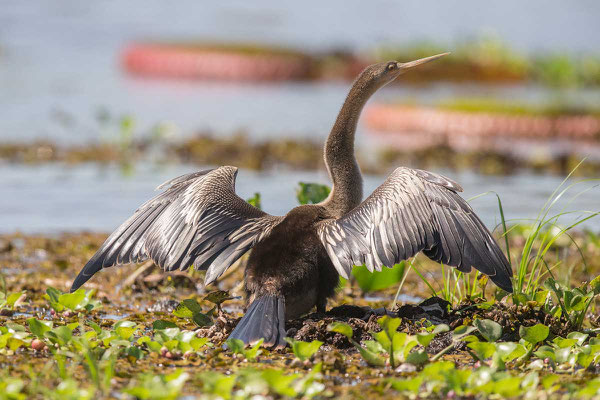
[71,166,282,291]
[317,167,513,292]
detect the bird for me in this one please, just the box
[70,52,513,348]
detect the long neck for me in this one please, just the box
[322,75,375,217]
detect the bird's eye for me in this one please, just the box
[386,62,396,71]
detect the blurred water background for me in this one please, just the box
[0,1,599,233]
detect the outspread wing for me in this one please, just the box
[71,166,282,291]
[317,167,513,292]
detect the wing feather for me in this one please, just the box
[318,167,513,292]
[71,166,282,291]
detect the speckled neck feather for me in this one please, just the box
[321,71,378,217]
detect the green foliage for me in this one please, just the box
[543,275,600,329]
[124,370,188,400]
[519,324,550,345]
[246,192,262,209]
[225,338,263,361]
[296,182,330,205]
[44,287,100,313]
[172,298,213,327]
[352,262,407,292]
[473,319,503,342]
[0,290,25,310]
[327,322,353,340]
[285,338,323,361]
[197,363,326,399]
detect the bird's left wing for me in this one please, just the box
[317,167,513,292]
[71,166,282,291]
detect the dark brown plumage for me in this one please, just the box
[71,53,513,347]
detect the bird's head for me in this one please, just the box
[359,52,449,91]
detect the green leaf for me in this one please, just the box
[474,319,503,342]
[192,312,212,327]
[6,291,24,308]
[567,332,588,346]
[378,316,401,340]
[152,320,177,330]
[243,339,263,361]
[589,275,600,295]
[389,376,424,394]
[190,337,210,351]
[58,289,86,311]
[468,341,496,360]
[203,291,234,306]
[286,338,323,361]
[357,344,386,367]
[327,322,353,339]
[115,326,136,341]
[8,337,25,351]
[225,338,245,354]
[296,182,331,205]
[246,192,262,209]
[45,287,64,312]
[27,318,52,338]
[519,324,549,344]
[262,369,298,397]
[352,262,406,292]
[172,304,194,319]
[406,350,429,366]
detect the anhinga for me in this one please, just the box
[71,53,513,347]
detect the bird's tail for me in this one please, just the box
[227,295,287,347]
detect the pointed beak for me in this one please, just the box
[396,52,449,71]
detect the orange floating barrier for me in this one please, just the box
[122,43,312,82]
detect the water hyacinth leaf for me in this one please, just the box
[357,344,386,367]
[8,337,25,351]
[552,337,577,348]
[115,326,136,341]
[198,371,236,399]
[417,332,435,347]
[327,322,353,339]
[285,338,323,361]
[53,325,73,344]
[192,312,212,327]
[243,339,263,361]
[519,324,549,344]
[182,299,204,313]
[172,304,194,319]
[190,337,210,351]
[468,341,496,360]
[389,376,424,394]
[58,289,86,310]
[262,369,298,397]
[203,290,235,306]
[352,262,406,292]
[494,341,514,356]
[45,287,64,312]
[225,338,245,354]
[152,320,177,330]
[567,332,588,346]
[378,316,401,339]
[533,345,555,361]
[453,325,477,340]
[406,350,429,366]
[27,318,52,338]
[474,319,503,342]
[6,291,24,308]
[126,346,144,361]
